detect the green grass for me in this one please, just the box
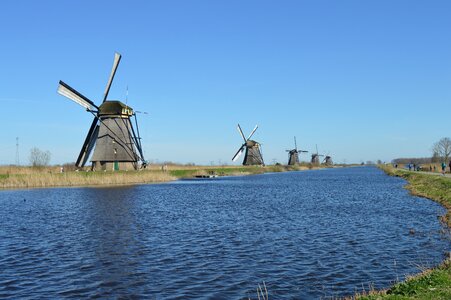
[358,260,451,300]
[168,165,306,178]
[355,165,451,300]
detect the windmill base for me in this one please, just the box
[91,161,138,171]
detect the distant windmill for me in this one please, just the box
[311,144,324,165]
[232,124,264,166]
[57,52,146,171]
[286,136,308,165]
[323,153,333,165]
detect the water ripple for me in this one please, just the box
[0,167,449,299]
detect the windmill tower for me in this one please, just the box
[286,136,308,165]
[323,154,333,165]
[311,144,324,165]
[57,53,146,171]
[232,124,264,166]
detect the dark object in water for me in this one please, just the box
[194,175,218,178]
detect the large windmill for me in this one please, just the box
[311,144,324,165]
[57,53,146,171]
[232,124,264,166]
[286,136,308,165]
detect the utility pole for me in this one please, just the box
[15,137,20,165]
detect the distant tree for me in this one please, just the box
[393,157,432,164]
[29,147,51,167]
[431,151,441,163]
[432,137,451,163]
[376,159,382,164]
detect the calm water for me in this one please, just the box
[0,167,449,299]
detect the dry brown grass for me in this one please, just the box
[0,167,174,189]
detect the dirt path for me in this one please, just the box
[395,167,451,178]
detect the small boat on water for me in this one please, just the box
[194,174,218,178]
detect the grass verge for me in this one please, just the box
[353,165,451,300]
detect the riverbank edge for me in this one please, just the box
[0,164,338,190]
[351,165,451,300]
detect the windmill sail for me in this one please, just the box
[237,124,246,142]
[102,52,121,103]
[76,119,99,167]
[57,81,98,111]
[232,146,245,162]
[246,125,258,140]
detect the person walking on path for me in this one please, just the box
[441,162,446,175]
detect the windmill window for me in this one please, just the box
[114,148,117,154]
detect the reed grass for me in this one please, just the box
[0,168,174,189]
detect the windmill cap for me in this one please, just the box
[246,140,259,147]
[99,101,133,116]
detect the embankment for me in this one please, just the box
[353,165,451,300]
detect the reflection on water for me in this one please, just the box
[0,167,448,299]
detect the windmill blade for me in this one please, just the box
[80,125,99,167]
[247,125,258,140]
[237,124,246,142]
[75,118,99,167]
[57,81,98,111]
[102,52,122,103]
[294,136,297,150]
[130,115,145,161]
[232,145,245,162]
[300,150,309,153]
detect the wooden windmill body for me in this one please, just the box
[324,155,333,165]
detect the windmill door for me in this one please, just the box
[114,161,119,171]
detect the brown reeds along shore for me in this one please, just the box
[0,165,174,189]
[0,163,333,190]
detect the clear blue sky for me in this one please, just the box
[1,0,450,165]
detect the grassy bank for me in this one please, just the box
[0,163,327,189]
[166,164,314,178]
[380,165,451,227]
[353,165,451,300]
